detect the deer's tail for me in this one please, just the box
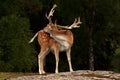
[29,32,38,43]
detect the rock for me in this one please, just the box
[6,70,120,80]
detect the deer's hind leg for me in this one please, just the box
[38,47,50,74]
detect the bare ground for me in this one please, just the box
[5,70,120,80]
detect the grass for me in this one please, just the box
[0,72,38,80]
[0,72,22,80]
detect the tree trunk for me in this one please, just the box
[88,0,96,71]
[88,26,94,71]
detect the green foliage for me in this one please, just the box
[0,15,37,72]
[91,0,120,71]
[0,0,24,17]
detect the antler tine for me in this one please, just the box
[45,13,49,19]
[74,18,77,23]
[77,17,82,24]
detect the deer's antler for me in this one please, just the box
[46,4,57,23]
[69,17,82,29]
[57,17,82,29]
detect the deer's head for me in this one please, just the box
[44,23,58,33]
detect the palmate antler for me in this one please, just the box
[57,17,82,29]
[45,4,82,29]
[45,4,57,23]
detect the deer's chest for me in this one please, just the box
[59,41,70,51]
[50,35,71,51]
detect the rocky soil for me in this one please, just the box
[6,70,120,80]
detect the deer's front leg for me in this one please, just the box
[54,47,59,73]
[66,48,73,72]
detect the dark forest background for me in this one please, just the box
[0,0,120,73]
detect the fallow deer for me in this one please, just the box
[29,4,82,74]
